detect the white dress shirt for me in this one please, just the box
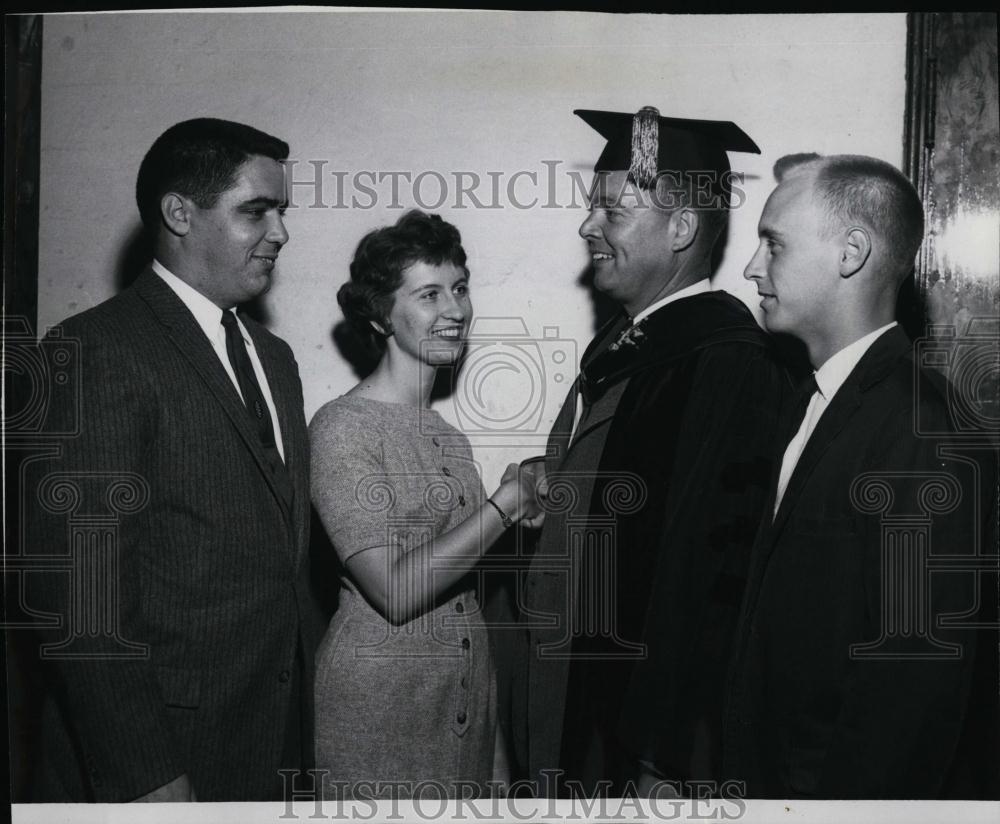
[772,322,897,516]
[632,277,712,324]
[570,278,713,442]
[152,259,285,459]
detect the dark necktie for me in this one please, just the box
[772,373,821,518]
[220,310,293,513]
[785,373,821,443]
[221,310,277,448]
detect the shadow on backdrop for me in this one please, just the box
[896,269,929,342]
[114,222,151,293]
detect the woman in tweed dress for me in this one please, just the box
[310,211,541,799]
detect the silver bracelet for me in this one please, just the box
[486,497,514,529]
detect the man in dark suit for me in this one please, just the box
[512,107,789,797]
[726,154,997,797]
[25,118,313,802]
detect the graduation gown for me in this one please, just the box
[514,290,789,794]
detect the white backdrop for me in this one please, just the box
[38,10,907,486]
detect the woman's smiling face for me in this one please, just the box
[383,260,472,367]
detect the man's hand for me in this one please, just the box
[518,456,548,529]
[134,773,196,802]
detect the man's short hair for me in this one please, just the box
[136,118,289,232]
[773,152,821,182]
[649,173,729,254]
[775,153,925,282]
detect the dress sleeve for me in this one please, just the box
[309,402,394,562]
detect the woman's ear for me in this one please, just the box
[370,319,393,337]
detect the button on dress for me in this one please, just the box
[310,396,496,798]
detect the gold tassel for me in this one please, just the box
[629,106,660,189]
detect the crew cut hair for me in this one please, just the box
[777,153,925,281]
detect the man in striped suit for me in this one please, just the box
[26,119,313,802]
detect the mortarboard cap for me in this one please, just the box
[575,106,760,207]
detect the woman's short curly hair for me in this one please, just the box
[338,210,468,355]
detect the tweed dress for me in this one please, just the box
[310,395,496,798]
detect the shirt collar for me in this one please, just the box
[632,278,712,325]
[152,259,250,344]
[813,322,897,401]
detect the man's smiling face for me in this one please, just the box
[578,171,678,317]
[182,154,289,309]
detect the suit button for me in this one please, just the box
[461,637,470,650]
[442,467,452,476]
[279,670,291,683]
[457,711,467,724]
[455,601,464,613]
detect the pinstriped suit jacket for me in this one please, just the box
[26,268,313,801]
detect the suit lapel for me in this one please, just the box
[768,327,911,539]
[248,326,296,475]
[769,384,862,536]
[541,314,625,473]
[566,384,625,453]
[545,377,578,473]
[134,269,293,527]
[556,314,629,459]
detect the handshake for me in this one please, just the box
[496,455,550,529]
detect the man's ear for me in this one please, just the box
[160,192,192,238]
[669,207,700,253]
[839,226,872,278]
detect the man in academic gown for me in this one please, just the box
[511,107,790,796]
[24,119,314,802]
[724,154,998,798]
